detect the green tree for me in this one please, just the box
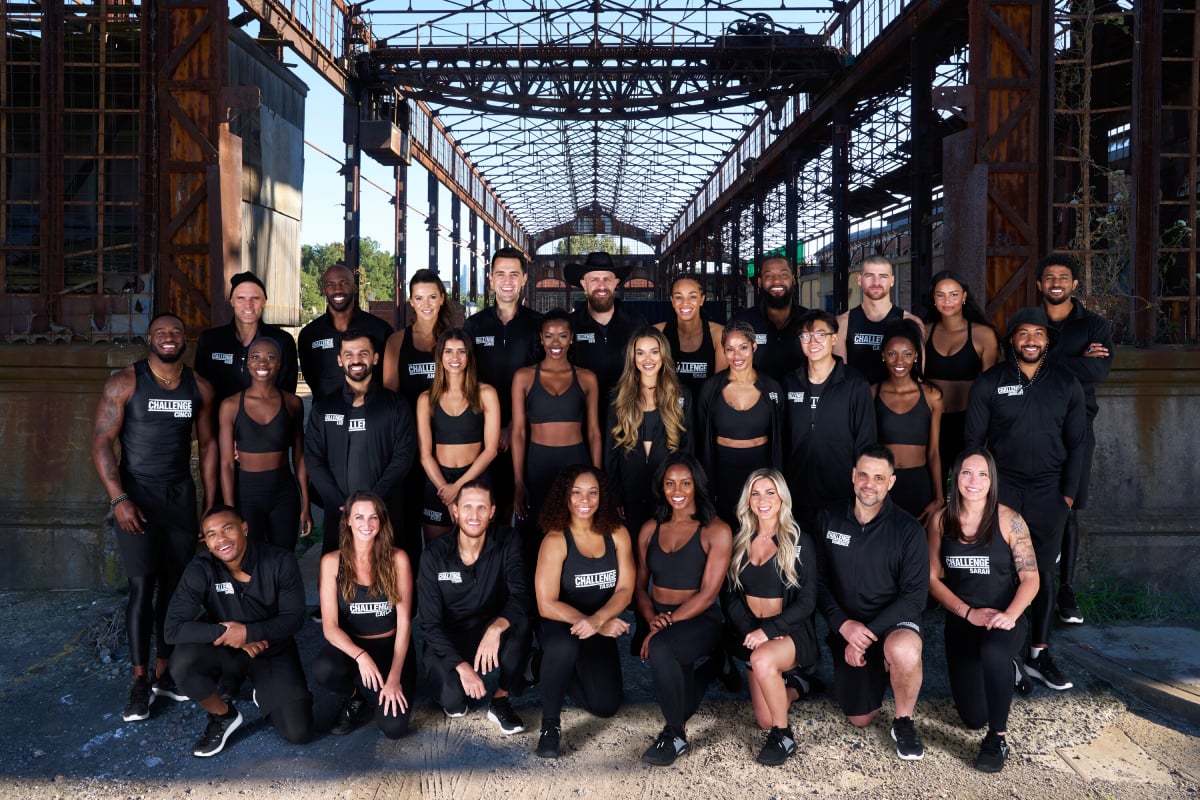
[553,235,632,256]
[300,239,396,325]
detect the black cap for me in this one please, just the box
[229,271,267,299]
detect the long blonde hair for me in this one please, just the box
[610,327,686,454]
[728,469,803,591]
[338,491,404,607]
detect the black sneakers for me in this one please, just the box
[974,730,1010,773]
[331,694,369,736]
[443,704,468,719]
[756,726,796,766]
[890,716,925,760]
[1025,650,1074,690]
[151,671,187,702]
[535,724,562,758]
[487,695,526,735]
[123,676,153,722]
[1058,585,1084,624]
[193,703,243,757]
[642,726,689,766]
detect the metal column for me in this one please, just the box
[451,194,462,300]
[1130,1,1162,343]
[393,161,409,324]
[785,153,799,273]
[831,101,851,314]
[427,171,439,275]
[469,209,479,302]
[343,89,361,273]
[909,30,935,315]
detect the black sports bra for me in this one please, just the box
[712,389,771,441]
[925,320,984,382]
[739,556,785,600]
[526,364,586,424]
[233,392,294,454]
[433,399,485,446]
[874,385,931,447]
[646,523,706,591]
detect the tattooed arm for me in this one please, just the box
[995,507,1040,629]
[92,368,146,533]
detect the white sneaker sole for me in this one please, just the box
[152,687,188,702]
[890,728,925,761]
[487,710,525,735]
[193,712,243,757]
[1024,664,1074,691]
[1059,612,1084,624]
[122,707,150,722]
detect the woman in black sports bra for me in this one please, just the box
[922,271,999,481]
[654,274,727,397]
[872,319,945,520]
[218,337,310,550]
[532,465,635,758]
[634,453,732,766]
[313,491,415,739]
[511,309,602,532]
[724,468,818,767]
[926,449,1039,773]
[416,328,500,544]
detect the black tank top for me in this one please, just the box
[396,327,435,409]
[233,391,295,454]
[941,514,1016,611]
[120,361,203,485]
[874,384,931,447]
[663,318,717,397]
[559,529,619,615]
[526,364,586,424]
[432,398,485,446]
[925,320,984,382]
[847,305,904,384]
[646,523,706,591]
[336,577,398,637]
[737,536,784,599]
[712,389,772,441]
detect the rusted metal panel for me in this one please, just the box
[941,129,988,299]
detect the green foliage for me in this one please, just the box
[553,235,632,256]
[1078,578,1200,626]
[300,239,396,325]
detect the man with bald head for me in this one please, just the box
[299,262,394,401]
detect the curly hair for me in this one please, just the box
[538,465,621,536]
[610,327,687,454]
[651,452,716,525]
[337,491,403,608]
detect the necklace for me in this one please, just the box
[149,363,182,386]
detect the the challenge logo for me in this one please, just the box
[997,385,1024,397]
[348,418,366,432]
[826,530,851,548]
[438,571,462,584]
[312,337,334,351]
[211,352,234,365]
[474,336,495,348]
[575,333,596,344]
[676,361,707,378]
[408,362,436,378]
[214,582,234,595]
[148,398,193,418]
[853,333,884,350]
[349,601,394,617]
[944,555,991,575]
[574,570,617,590]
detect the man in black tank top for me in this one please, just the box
[566,252,647,413]
[834,255,922,385]
[92,313,219,724]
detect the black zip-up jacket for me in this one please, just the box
[304,379,415,513]
[815,497,929,638]
[781,359,876,511]
[297,307,394,401]
[1045,299,1113,422]
[693,369,784,484]
[730,300,809,381]
[417,525,531,670]
[464,304,543,425]
[604,386,694,519]
[964,353,1087,498]
[164,541,305,649]
[195,321,299,401]
[570,300,648,407]
[723,530,818,642]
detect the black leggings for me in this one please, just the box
[236,467,301,552]
[170,642,313,744]
[944,614,1026,732]
[646,605,722,728]
[1059,426,1095,587]
[423,615,532,711]
[311,635,415,739]
[538,619,623,724]
[1000,478,1069,644]
[891,465,933,519]
[714,443,770,527]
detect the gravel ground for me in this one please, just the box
[0,589,1196,800]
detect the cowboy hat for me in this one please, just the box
[563,251,633,286]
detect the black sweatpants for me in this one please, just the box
[944,614,1026,733]
[646,606,722,728]
[311,635,416,739]
[538,619,623,723]
[1059,425,1096,587]
[999,476,1070,645]
[423,615,532,711]
[236,467,301,552]
[170,641,313,744]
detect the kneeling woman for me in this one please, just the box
[926,449,1039,773]
[635,453,732,766]
[725,469,818,766]
[533,465,635,758]
[313,491,415,738]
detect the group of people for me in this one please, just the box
[91,247,1111,773]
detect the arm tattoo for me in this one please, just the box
[1008,514,1038,574]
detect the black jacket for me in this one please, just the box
[730,300,809,381]
[815,497,929,638]
[464,304,543,425]
[724,530,818,642]
[195,321,299,401]
[570,300,648,407]
[1045,299,1113,422]
[964,354,1087,497]
[604,387,694,529]
[304,379,415,513]
[164,541,306,648]
[693,369,784,483]
[781,359,876,511]
[297,307,394,401]
[417,525,531,670]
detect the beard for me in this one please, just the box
[1015,346,1046,364]
[1043,292,1071,306]
[154,342,186,364]
[587,292,615,314]
[342,362,371,383]
[764,286,795,310]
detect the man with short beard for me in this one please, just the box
[965,307,1086,692]
[834,255,922,385]
[731,254,809,381]
[304,329,415,560]
[567,252,647,411]
[92,312,219,723]
[299,262,394,401]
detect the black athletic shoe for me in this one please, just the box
[193,703,243,757]
[890,717,925,761]
[123,676,153,722]
[487,696,526,735]
[535,725,562,758]
[1025,650,1074,691]
[443,704,468,719]
[642,726,689,766]
[331,695,369,736]
[974,730,1010,773]
[1058,586,1084,624]
[152,672,187,702]
[755,726,796,766]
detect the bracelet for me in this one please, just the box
[354,650,366,661]
[965,607,974,622]
[110,493,129,508]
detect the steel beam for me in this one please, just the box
[427,171,440,276]
[343,88,362,273]
[451,194,462,301]
[909,28,935,315]
[831,101,850,313]
[393,161,409,326]
[1129,1,1162,344]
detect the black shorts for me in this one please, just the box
[116,478,200,578]
[422,464,471,527]
[728,624,819,670]
[826,621,922,718]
